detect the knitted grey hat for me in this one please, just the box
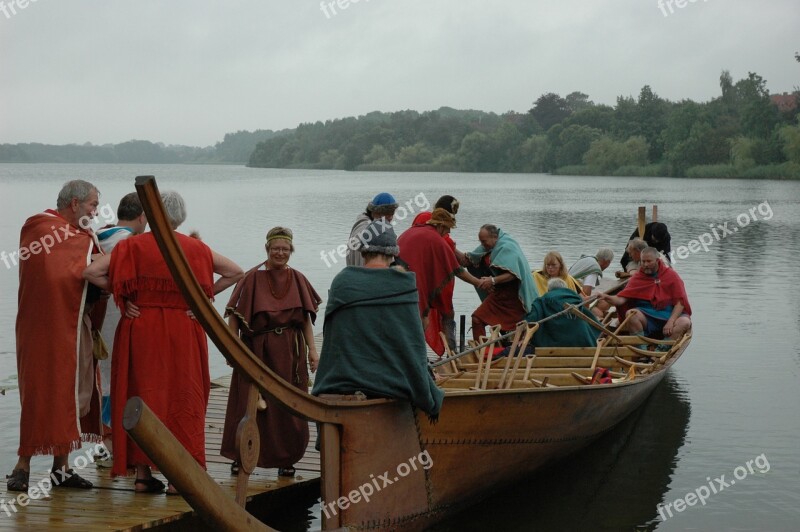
[358,220,400,257]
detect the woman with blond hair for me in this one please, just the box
[532,251,583,297]
[221,226,321,478]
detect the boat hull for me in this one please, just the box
[329,358,676,531]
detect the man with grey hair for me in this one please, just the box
[345,192,399,267]
[568,247,615,297]
[8,180,103,492]
[615,238,647,279]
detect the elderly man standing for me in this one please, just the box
[465,224,537,343]
[599,247,691,341]
[398,208,481,355]
[7,180,103,492]
[345,192,398,267]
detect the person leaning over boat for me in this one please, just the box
[7,180,104,493]
[615,238,648,279]
[526,278,600,348]
[464,224,537,343]
[95,192,149,463]
[83,191,244,495]
[532,250,584,296]
[598,247,691,342]
[220,226,322,478]
[345,192,398,267]
[313,220,444,422]
[398,208,481,355]
[620,221,672,270]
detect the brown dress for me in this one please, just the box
[220,264,321,468]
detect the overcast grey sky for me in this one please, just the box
[0,0,797,147]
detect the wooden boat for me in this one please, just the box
[125,176,691,531]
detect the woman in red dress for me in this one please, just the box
[84,191,243,494]
[220,226,321,478]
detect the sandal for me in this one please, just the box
[134,477,165,493]
[6,469,29,492]
[230,460,240,475]
[278,467,296,477]
[51,468,93,489]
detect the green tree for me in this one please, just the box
[556,125,602,167]
[530,93,572,131]
[363,144,393,164]
[397,142,435,164]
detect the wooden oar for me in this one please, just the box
[503,323,539,389]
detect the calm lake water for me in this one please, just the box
[0,164,798,530]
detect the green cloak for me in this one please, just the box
[525,287,600,348]
[312,267,444,420]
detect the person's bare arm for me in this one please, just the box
[303,315,319,372]
[83,254,112,291]
[455,268,480,287]
[211,251,244,295]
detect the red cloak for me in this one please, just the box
[109,232,214,476]
[398,224,461,355]
[618,261,692,317]
[16,211,102,456]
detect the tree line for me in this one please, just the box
[248,70,800,179]
[0,129,289,164]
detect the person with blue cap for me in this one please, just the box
[345,192,399,267]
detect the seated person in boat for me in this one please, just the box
[598,247,691,341]
[526,278,600,348]
[398,207,481,355]
[312,220,444,421]
[569,248,614,318]
[568,247,614,297]
[464,224,536,343]
[532,250,583,296]
[620,221,672,269]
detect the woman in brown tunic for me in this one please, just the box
[220,226,321,477]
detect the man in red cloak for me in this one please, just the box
[7,180,103,492]
[599,247,692,340]
[398,209,481,355]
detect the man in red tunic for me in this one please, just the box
[8,180,103,492]
[599,247,692,341]
[398,208,482,355]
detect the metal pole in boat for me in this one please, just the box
[459,314,466,352]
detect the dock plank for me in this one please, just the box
[0,374,320,531]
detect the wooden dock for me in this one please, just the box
[0,375,321,531]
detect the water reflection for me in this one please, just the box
[430,374,691,531]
